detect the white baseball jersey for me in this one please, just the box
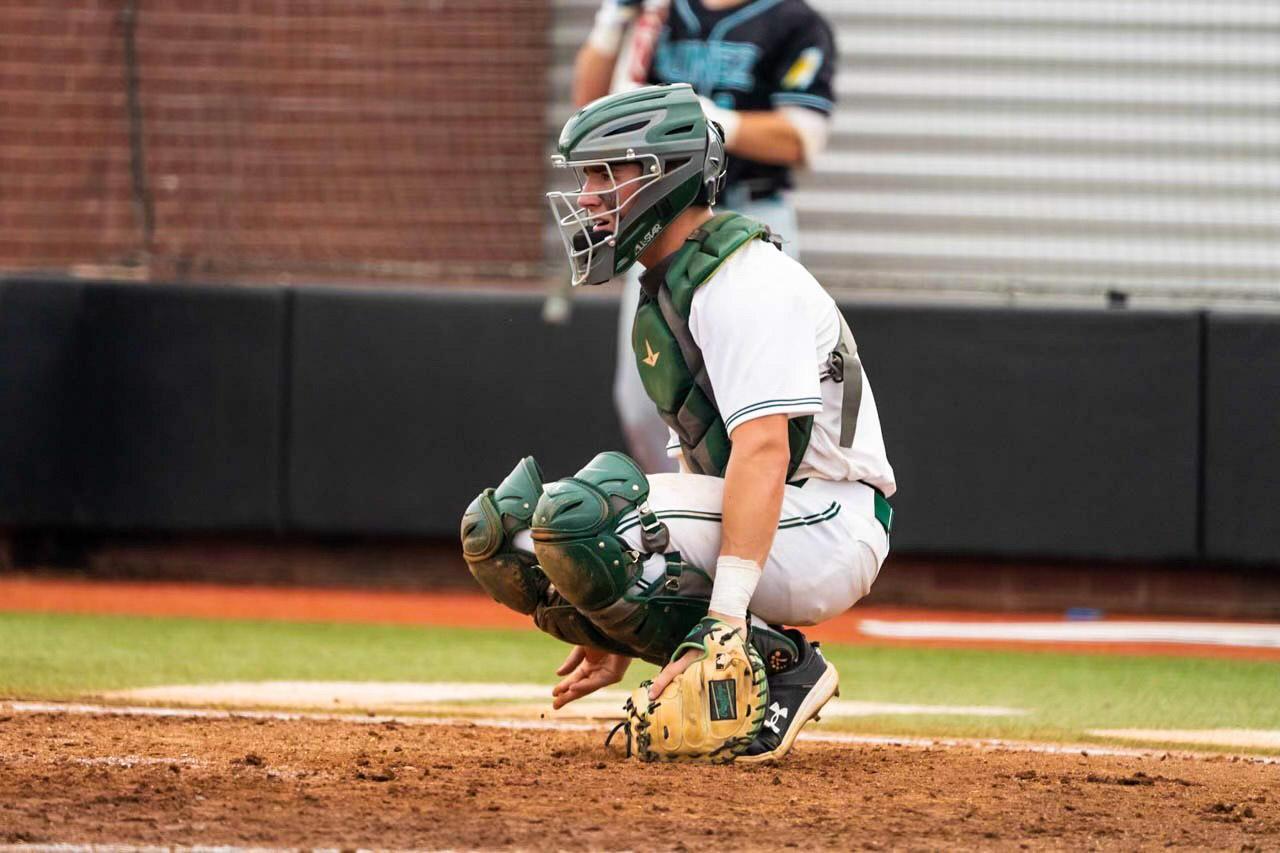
[664,238,897,497]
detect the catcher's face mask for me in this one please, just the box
[547,83,727,287]
[546,155,661,287]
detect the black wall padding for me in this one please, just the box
[843,304,1202,560]
[1204,314,1280,564]
[0,279,89,524]
[288,289,626,535]
[0,278,1224,563]
[0,279,284,530]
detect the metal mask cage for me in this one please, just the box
[546,153,663,286]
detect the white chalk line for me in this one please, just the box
[1089,728,1280,750]
[108,682,565,705]
[72,755,204,768]
[5,700,1277,765]
[5,700,603,732]
[860,619,1280,648]
[0,754,206,770]
[103,681,1027,719]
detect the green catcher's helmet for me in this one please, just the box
[547,83,727,287]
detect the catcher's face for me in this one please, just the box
[546,156,660,286]
[577,163,644,235]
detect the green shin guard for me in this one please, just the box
[460,456,633,656]
[531,451,651,612]
[531,450,713,665]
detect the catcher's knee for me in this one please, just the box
[460,456,548,615]
[530,450,653,612]
[461,454,659,659]
[531,450,709,664]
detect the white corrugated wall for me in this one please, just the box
[548,0,1280,307]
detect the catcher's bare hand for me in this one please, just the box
[648,611,747,700]
[552,645,631,709]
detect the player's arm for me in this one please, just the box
[705,107,810,166]
[573,44,619,107]
[718,414,789,566]
[572,0,642,107]
[709,413,790,631]
[701,16,837,167]
[647,414,789,699]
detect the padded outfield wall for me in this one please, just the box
[0,277,1276,565]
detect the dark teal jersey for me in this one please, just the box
[647,0,837,198]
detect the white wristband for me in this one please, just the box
[699,96,742,148]
[709,555,762,622]
[587,2,637,56]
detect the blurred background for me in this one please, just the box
[2,0,1278,616]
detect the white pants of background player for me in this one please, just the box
[613,187,801,473]
[624,474,887,627]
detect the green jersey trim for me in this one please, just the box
[615,501,840,537]
[723,396,823,433]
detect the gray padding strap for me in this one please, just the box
[823,311,863,448]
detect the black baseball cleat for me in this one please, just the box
[738,630,839,764]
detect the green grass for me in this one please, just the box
[0,612,577,695]
[2,611,1278,751]
[817,644,1280,745]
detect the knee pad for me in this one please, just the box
[532,451,711,664]
[530,451,653,612]
[460,456,548,615]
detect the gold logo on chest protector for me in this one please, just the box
[642,339,661,367]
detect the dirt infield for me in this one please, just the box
[1,711,1278,850]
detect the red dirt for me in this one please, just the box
[3,574,1279,661]
[0,712,1277,850]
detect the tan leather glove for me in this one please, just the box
[623,618,769,763]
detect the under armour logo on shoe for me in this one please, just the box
[763,702,789,734]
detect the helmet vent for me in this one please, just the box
[604,120,649,137]
[664,124,695,137]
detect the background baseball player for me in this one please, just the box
[570,0,839,474]
[465,84,892,762]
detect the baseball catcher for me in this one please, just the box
[463,84,895,763]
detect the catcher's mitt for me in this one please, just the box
[622,618,769,763]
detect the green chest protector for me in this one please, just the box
[631,212,813,481]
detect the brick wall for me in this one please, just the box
[0,0,552,285]
[1,3,138,271]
